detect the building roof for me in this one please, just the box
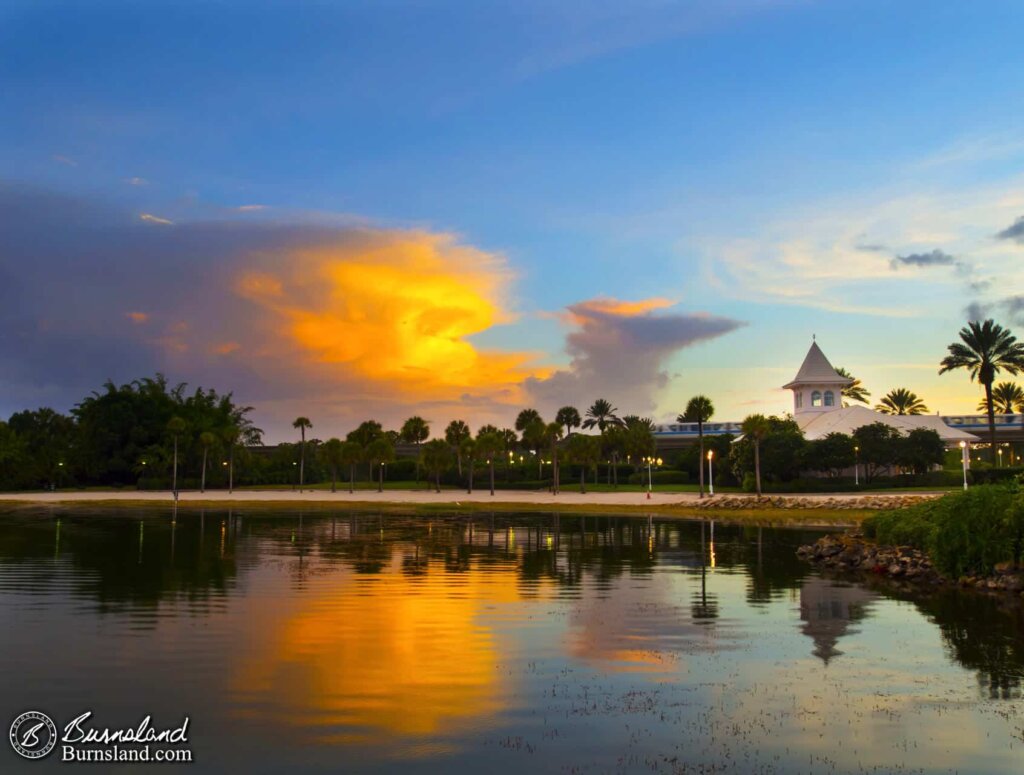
[782,341,853,389]
[796,405,979,444]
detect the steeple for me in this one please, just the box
[783,341,852,416]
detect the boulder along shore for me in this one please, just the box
[798,531,1024,597]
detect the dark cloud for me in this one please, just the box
[964,301,990,322]
[995,216,1024,243]
[890,249,957,269]
[526,299,745,413]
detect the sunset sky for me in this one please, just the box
[3,1,1024,440]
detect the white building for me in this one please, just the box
[784,341,978,446]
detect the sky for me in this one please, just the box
[3,0,1024,441]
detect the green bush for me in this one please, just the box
[742,472,756,493]
[968,466,1024,485]
[863,485,1024,577]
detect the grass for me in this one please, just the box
[0,495,871,527]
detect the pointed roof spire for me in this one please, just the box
[783,341,853,389]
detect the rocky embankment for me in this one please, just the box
[694,494,939,511]
[798,532,1024,595]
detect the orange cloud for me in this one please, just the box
[211,341,240,355]
[236,230,549,403]
[565,296,674,322]
[125,311,149,324]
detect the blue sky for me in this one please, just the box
[3,1,1024,438]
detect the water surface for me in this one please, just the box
[1,508,1022,773]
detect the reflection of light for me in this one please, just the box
[709,541,716,569]
[230,557,528,742]
[546,536,553,548]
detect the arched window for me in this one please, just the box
[811,390,822,407]
[824,390,835,407]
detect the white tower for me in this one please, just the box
[783,341,852,417]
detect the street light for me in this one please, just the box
[645,456,662,499]
[854,445,859,486]
[959,441,969,491]
[997,447,1003,467]
[706,450,714,497]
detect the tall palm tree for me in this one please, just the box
[420,439,453,493]
[339,441,362,494]
[292,417,312,492]
[940,319,1024,460]
[741,414,770,498]
[565,433,599,493]
[835,367,870,405]
[875,388,928,416]
[318,438,344,493]
[198,430,216,493]
[582,399,622,432]
[521,417,547,479]
[166,416,187,495]
[445,420,471,476]
[555,406,582,438]
[680,395,714,499]
[401,415,430,481]
[459,436,477,494]
[544,422,564,494]
[475,431,504,496]
[221,415,263,494]
[977,381,1024,414]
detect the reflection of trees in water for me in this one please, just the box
[0,509,239,613]
[860,579,1024,699]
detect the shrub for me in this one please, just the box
[863,485,1023,577]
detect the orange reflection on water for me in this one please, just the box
[231,553,532,745]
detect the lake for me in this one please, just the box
[1,508,1022,773]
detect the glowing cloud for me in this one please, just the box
[235,230,548,404]
[139,212,173,225]
[125,311,149,324]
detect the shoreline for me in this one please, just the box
[0,488,941,527]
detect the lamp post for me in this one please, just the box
[707,450,714,496]
[997,447,1003,468]
[854,445,859,486]
[645,456,662,499]
[959,441,969,491]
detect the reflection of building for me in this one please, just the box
[799,578,875,664]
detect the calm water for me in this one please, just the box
[1,508,1023,774]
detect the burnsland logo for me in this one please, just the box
[9,710,193,763]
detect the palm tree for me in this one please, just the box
[475,431,504,496]
[318,438,344,493]
[501,428,518,481]
[521,417,546,479]
[940,319,1024,460]
[420,438,453,493]
[582,399,622,432]
[445,420,471,476]
[198,430,216,492]
[836,367,870,405]
[544,422,564,494]
[514,408,541,433]
[680,395,714,499]
[366,437,395,493]
[401,415,430,481]
[222,415,262,494]
[166,416,187,494]
[875,388,928,416]
[292,417,312,492]
[339,441,362,494]
[555,406,582,438]
[459,436,477,493]
[565,433,599,493]
[978,381,1024,414]
[741,414,770,498]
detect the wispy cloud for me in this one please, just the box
[890,249,957,269]
[51,154,77,167]
[234,204,267,212]
[996,215,1024,243]
[139,213,173,225]
[125,177,148,186]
